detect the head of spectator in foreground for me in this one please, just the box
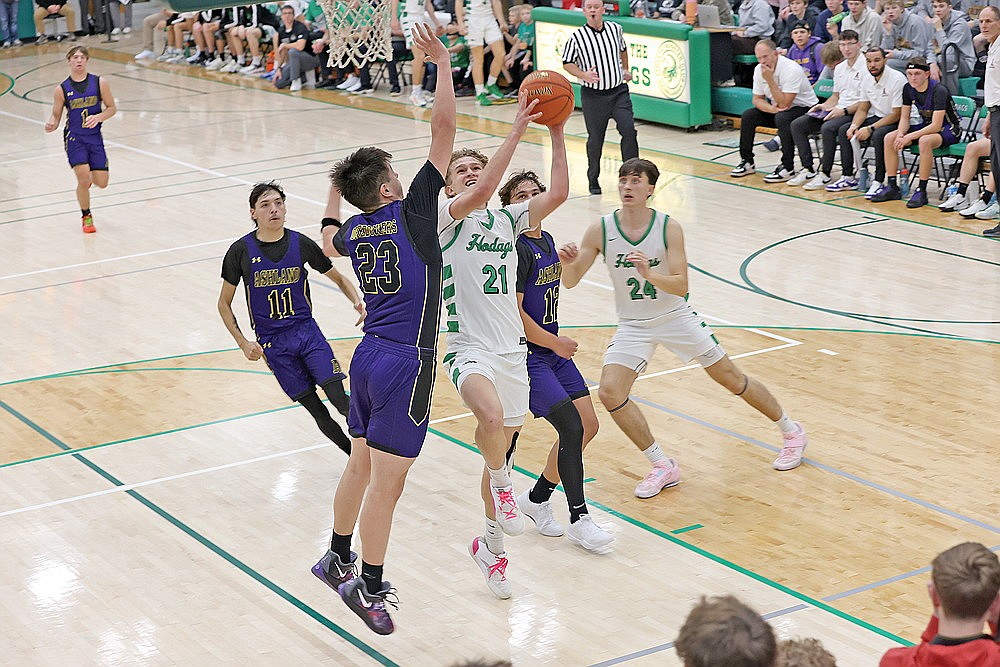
[931,0,953,23]
[929,542,1000,625]
[820,40,844,69]
[499,169,546,206]
[882,0,904,23]
[754,39,779,70]
[846,0,866,20]
[777,637,837,667]
[981,5,1000,44]
[905,56,931,90]
[864,46,887,78]
[838,29,860,61]
[330,147,402,213]
[280,3,296,28]
[675,595,778,667]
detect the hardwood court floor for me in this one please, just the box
[1,36,998,666]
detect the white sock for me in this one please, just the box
[251,56,260,66]
[475,83,485,95]
[487,464,511,489]
[413,85,423,93]
[776,414,798,434]
[484,519,504,555]
[642,442,668,465]
[486,75,497,87]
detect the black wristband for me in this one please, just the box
[321,217,341,229]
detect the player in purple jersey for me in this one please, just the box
[501,170,614,552]
[218,181,365,456]
[309,23,455,636]
[44,46,116,235]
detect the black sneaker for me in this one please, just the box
[339,577,398,635]
[762,167,795,183]
[589,184,601,195]
[389,85,401,96]
[311,549,357,592]
[983,224,1000,237]
[730,160,755,177]
[905,189,928,209]
[352,86,374,95]
[870,184,902,203]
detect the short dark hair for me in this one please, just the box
[330,147,393,212]
[499,169,547,206]
[865,46,887,57]
[931,542,1000,621]
[906,55,931,71]
[676,596,777,667]
[839,29,860,42]
[618,158,659,186]
[249,180,285,209]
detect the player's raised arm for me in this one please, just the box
[447,93,541,221]
[558,221,602,288]
[321,183,344,257]
[413,22,456,176]
[527,118,569,227]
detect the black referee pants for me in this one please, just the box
[581,83,639,189]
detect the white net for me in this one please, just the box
[319,0,392,69]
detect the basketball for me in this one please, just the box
[519,70,575,127]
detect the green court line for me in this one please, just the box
[670,524,703,535]
[427,427,912,647]
[583,477,596,483]
[0,72,13,98]
[842,227,1000,269]
[0,399,398,667]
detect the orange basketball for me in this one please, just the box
[519,70,575,127]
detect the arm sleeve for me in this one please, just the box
[515,238,533,293]
[401,160,447,258]
[332,224,349,257]
[221,241,245,286]
[902,86,915,107]
[300,235,334,273]
[932,84,950,110]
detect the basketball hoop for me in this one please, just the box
[319,0,392,68]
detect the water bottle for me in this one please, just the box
[685,0,697,24]
[828,11,848,24]
[942,182,958,201]
[857,165,871,192]
[899,168,910,197]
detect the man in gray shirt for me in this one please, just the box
[926,0,975,94]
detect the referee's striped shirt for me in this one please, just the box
[562,20,627,90]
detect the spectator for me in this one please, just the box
[675,595,778,667]
[33,0,76,43]
[442,22,473,95]
[504,4,534,87]
[871,56,960,207]
[818,34,845,78]
[134,2,175,60]
[777,638,837,666]
[938,133,993,211]
[979,4,1000,234]
[775,0,818,49]
[815,0,847,44]
[0,0,20,48]
[733,0,775,54]
[109,0,132,35]
[456,0,509,106]
[392,0,443,107]
[731,39,818,180]
[273,3,317,91]
[787,29,872,190]
[880,542,1000,666]
[927,0,976,94]
[847,46,906,197]
[836,0,883,50]
[881,0,935,72]
[786,21,825,83]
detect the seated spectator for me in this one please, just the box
[871,56,961,207]
[775,0,818,49]
[815,0,847,44]
[504,4,534,87]
[788,29,873,190]
[392,0,443,107]
[442,22,473,95]
[880,542,1000,666]
[939,132,993,211]
[846,47,906,196]
[675,595,778,667]
[33,0,76,43]
[273,3,318,91]
[231,5,278,75]
[733,0,776,54]
[787,21,825,83]
[135,3,177,60]
[818,37,845,79]
[731,39,819,180]
[881,0,935,72]
[777,638,838,666]
[186,9,223,66]
[164,12,197,63]
[927,0,975,94]
[835,0,883,50]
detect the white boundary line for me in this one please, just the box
[0,442,331,519]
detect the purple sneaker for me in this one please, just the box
[339,577,398,635]
[311,550,357,592]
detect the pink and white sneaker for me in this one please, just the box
[469,536,511,599]
[634,458,681,498]
[773,422,808,471]
[490,484,524,536]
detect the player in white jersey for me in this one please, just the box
[438,94,568,599]
[455,0,508,106]
[559,158,809,499]
[390,0,442,107]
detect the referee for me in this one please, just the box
[562,0,639,195]
[985,6,1000,237]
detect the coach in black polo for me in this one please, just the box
[562,0,639,195]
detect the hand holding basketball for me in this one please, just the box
[512,92,542,132]
[519,70,575,127]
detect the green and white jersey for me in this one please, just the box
[463,0,493,21]
[602,209,687,322]
[400,0,423,22]
[438,199,532,354]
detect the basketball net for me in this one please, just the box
[319,0,392,68]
